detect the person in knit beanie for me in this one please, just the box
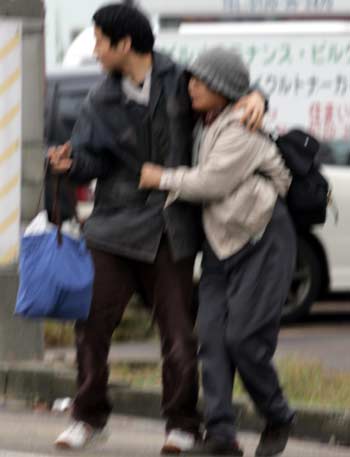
[187,46,250,103]
[140,46,296,457]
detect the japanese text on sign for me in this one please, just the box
[156,33,350,139]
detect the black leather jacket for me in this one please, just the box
[68,52,201,262]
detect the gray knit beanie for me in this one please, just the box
[187,47,250,101]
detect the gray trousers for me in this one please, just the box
[198,199,297,441]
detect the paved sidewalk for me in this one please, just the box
[45,340,161,365]
[45,332,350,372]
[0,410,348,457]
[45,303,350,372]
[40,307,350,449]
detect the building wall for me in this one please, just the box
[45,0,108,69]
[0,0,43,18]
[44,0,350,70]
[1,0,45,222]
[0,0,44,360]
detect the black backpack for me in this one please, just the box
[270,129,330,229]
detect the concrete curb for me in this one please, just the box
[0,363,349,446]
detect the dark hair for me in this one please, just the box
[93,3,154,53]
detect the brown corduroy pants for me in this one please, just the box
[72,237,200,434]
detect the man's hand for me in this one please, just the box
[139,163,164,189]
[234,90,265,132]
[48,142,73,173]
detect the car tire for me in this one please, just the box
[282,237,322,323]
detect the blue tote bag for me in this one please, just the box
[15,208,94,320]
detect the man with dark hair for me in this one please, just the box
[93,3,155,52]
[50,3,266,453]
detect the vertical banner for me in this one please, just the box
[0,21,22,266]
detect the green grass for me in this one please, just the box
[109,358,350,410]
[110,363,162,389]
[44,295,157,347]
[44,321,75,347]
[276,357,350,410]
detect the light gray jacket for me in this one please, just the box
[160,105,291,259]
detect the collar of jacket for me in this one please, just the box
[148,52,176,117]
[152,51,176,76]
[108,51,174,81]
[203,106,228,126]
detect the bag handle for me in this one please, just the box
[51,174,84,246]
[38,158,82,246]
[36,159,63,245]
[36,158,51,215]
[52,175,63,245]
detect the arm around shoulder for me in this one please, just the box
[160,119,267,202]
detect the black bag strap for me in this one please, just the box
[38,159,82,246]
[36,158,51,215]
[51,175,63,245]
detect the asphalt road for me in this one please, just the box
[278,299,350,372]
[0,410,348,457]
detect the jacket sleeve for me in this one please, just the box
[160,122,270,202]
[160,121,290,202]
[68,101,113,184]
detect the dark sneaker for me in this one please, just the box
[184,436,244,456]
[255,419,295,457]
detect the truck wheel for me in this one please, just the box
[282,237,322,323]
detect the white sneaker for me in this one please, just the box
[54,421,108,450]
[161,429,196,454]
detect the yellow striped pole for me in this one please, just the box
[0,21,22,266]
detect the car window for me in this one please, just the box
[318,140,350,167]
[56,89,87,143]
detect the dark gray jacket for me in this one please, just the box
[69,52,201,262]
